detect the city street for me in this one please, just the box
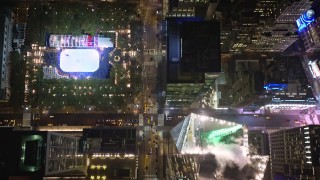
[137,115,163,179]
[138,0,165,178]
[140,0,161,114]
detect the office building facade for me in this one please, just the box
[248,1,312,53]
[164,0,222,110]
[269,125,320,179]
[248,129,269,156]
[81,128,138,179]
[0,9,14,101]
[299,18,320,53]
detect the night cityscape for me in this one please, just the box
[0,0,320,179]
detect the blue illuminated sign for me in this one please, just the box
[174,17,203,24]
[296,10,315,32]
[264,83,287,91]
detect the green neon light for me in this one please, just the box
[201,125,242,145]
[20,135,43,172]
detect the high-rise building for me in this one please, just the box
[247,1,312,53]
[0,9,14,101]
[275,1,311,24]
[254,0,278,20]
[248,129,269,155]
[168,113,270,179]
[0,127,86,179]
[165,19,221,110]
[228,0,259,54]
[269,125,320,179]
[81,128,138,179]
[165,17,221,110]
[298,15,320,53]
[12,23,26,53]
[170,113,246,153]
[166,154,199,180]
[165,0,212,18]
[162,0,224,111]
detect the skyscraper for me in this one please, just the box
[0,127,86,179]
[164,0,222,111]
[0,9,14,101]
[247,1,312,53]
[269,125,320,179]
[298,9,320,53]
